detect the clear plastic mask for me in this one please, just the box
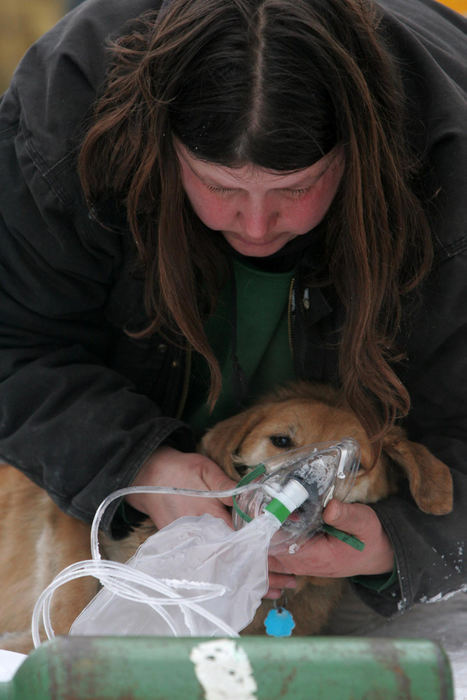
[232,438,360,553]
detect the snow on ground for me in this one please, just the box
[447,646,467,700]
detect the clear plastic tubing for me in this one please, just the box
[31,479,278,647]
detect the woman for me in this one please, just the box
[0,0,465,624]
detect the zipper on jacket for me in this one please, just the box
[288,276,296,372]
[175,343,192,420]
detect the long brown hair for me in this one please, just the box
[79,0,433,446]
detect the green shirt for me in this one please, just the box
[183,258,295,439]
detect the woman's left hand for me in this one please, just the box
[265,499,394,598]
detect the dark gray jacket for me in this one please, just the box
[0,0,466,616]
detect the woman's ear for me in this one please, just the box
[383,428,453,515]
[198,406,268,479]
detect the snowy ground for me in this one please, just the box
[448,646,467,700]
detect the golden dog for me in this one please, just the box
[0,382,453,651]
[200,382,453,635]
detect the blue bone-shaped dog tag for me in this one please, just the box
[264,607,296,637]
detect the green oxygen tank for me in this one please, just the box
[0,635,454,700]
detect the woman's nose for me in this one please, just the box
[235,201,279,239]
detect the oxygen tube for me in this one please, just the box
[31,481,263,646]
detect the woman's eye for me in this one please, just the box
[207,185,235,195]
[285,187,312,199]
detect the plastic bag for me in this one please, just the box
[70,512,282,637]
[70,478,309,637]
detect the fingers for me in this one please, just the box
[323,500,394,574]
[125,447,236,529]
[264,590,283,600]
[199,459,237,506]
[264,571,297,600]
[269,571,297,590]
[323,499,371,538]
[268,501,395,578]
[138,490,233,530]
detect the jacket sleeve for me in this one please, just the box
[350,0,467,616]
[355,248,467,616]
[0,0,193,535]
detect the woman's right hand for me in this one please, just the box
[124,445,237,530]
[125,445,299,597]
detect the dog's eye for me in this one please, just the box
[269,435,293,449]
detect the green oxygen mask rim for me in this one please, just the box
[232,463,365,551]
[232,464,267,523]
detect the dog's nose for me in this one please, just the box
[235,463,250,478]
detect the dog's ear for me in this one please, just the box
[383,427,453,515]
[199,405,268,478]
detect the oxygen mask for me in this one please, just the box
[232,438,361,554]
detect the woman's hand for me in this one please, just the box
[265,499,394,599]
[125,445,237,530]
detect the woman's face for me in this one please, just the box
[176,141,345,257]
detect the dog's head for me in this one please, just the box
[200,382,453,515]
